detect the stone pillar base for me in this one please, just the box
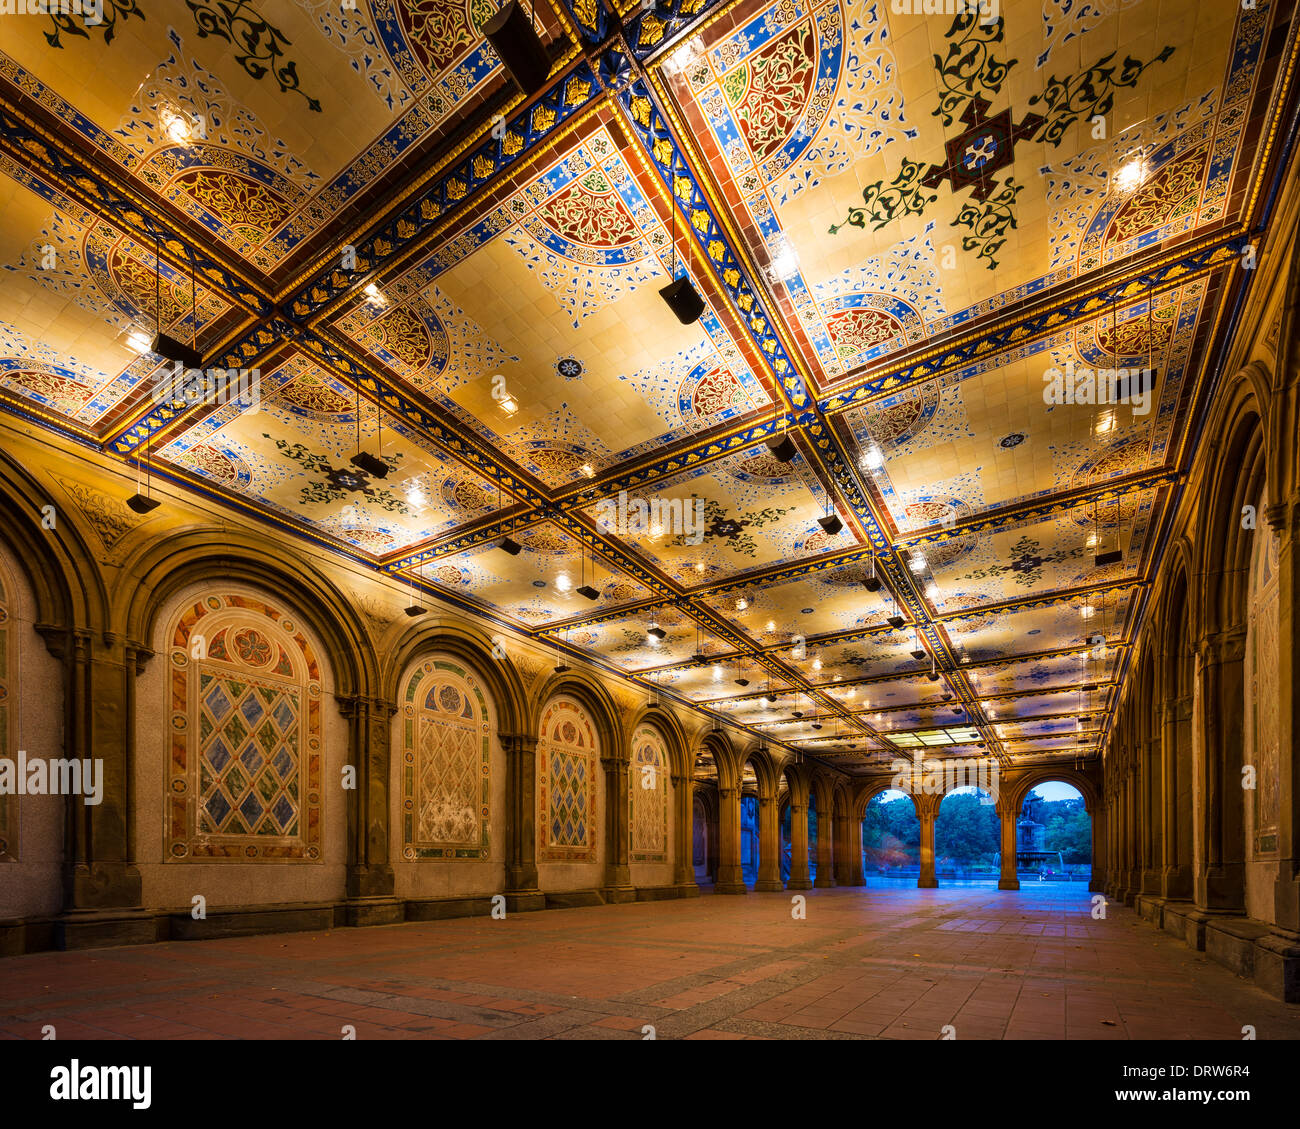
[602,885,637,904]
[998,877,1020,890]
[55,908,155,951]
[343,896,404,928]
[715,881,749,894]
[503,891,547,913]
[786,878,813,891]
[917,877,938,889]
[754,879,785,892]
[813,877,835,889]
[676,882,703,898]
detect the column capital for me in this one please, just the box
[337,694,397,719]
[1197,626,1246,666]
[500,732,539,754]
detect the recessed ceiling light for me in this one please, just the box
[735,598,748,611]
[925,583,940,600]
[555,573,571,592]
[1080,604,1095,619]
[363,282,385,305]
[909,553,927,573]
[1114,158,1146,192]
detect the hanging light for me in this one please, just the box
[659,182,704,324]
[483,0,552,95]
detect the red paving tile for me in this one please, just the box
[1,885,1298,1040]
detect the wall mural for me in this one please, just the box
[630,724,668,863]
[401,658,491,859]
[537,697,598,861]
[167,594,323,861]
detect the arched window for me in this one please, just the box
[167,594,322,862]
[0,562,14,862]
[400,659,491,859]
[629,724,668,863]
[537,697,598,861]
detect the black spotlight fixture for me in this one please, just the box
[862,558,882,593]
[810,722,822,731]
[150,235,203,368]
[660,276,706,325]
[350,450,390,479]
[127,492,161,514]
[127,432,161,513]
[404,563,428,617]
[792,710,804,719]
[483,1,552,95]
[910,649,926,661]
[765,433,797,463]
[1094,549,1123,567]
[734,677,750,687]
[817,513,843,536]
[887,613,905,629]
[553,661,571,674]
[941,691,953,702]
[350,383,390,478]
[647,626,667,641]
[659,185,705,325]
[497,535,523,556]
[1081,682,1099,692]
[765,694,777,704]
[692,652,709,665]
[404,603,427,618]
[925,670,940,682]
[151,332,202,369]
[575,545,599,600]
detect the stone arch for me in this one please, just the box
[0,449,105,637]
[534,673,622,762]
[1197,366,1270,637]
[119,529,373,699]
[628,704,692,780]
[1007,768,1101,815]
[386,622,526,738]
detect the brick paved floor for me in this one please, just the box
[2,885,1298,1040]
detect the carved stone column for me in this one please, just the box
[671,772,700,896]
[48,629,151,950]
[602,754,635,903]
[1195,628,1247,913]
[755,792,783,891]
[814,795,834,888]
[715,783,746,894]
[338,693,401,925]
[1161,695,1194,899]
[997,803,1020,890]
[847,805,866,886]
[501,732,544,911]
[787,793,812,890]
[833,808,850,886]
[918,808,938,889]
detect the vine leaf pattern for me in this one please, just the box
[264,435,409,513]
[186,0,323,112]
[829,11,1174,271]
[931,11,1017,127]
[1030,47,1177,148]
[44,0,143,48]
[674,499,794,559]
[827,158,938,234]
[954,177,1023,269]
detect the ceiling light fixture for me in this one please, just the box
[483,0,552,94]
[151,233,203,369]
[659,181,705,324]
[127,430,161,513]
[404,561,428,617]
[862,556,882,593]
[1114,157,1146,193]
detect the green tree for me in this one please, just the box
[935,791,999,867]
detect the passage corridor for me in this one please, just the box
[3,887,1298,1041]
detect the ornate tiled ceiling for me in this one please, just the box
[0,0,1295,774]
